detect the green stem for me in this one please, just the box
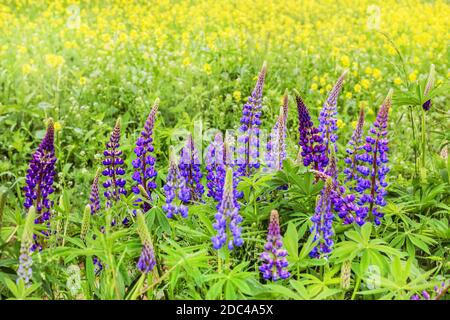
[351,276,361,300]
[421,107,426,172]
[409,106,418,178]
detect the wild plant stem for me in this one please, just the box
[421,107,426,172]
[351,276,361,300]
[409,106,418,178]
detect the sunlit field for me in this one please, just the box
[0,0,449,300]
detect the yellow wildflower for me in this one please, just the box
[365,67,373,75]
[203,63,212,75]
[354,84,362,93]
[79,76,87,85]
[319,77,326,86]
[310,83,318,91]
[394,77,402,85]
[361,79,370,89]
[340,55,350,68]
[182,57,191,66]
[336,119,345,129]
[345,92,352,99]
[372,68,382,80]
[45,54,65,68]
[21,63,33,75]
[408,71,417,82]
[54,121,62,132]
[232,90,241,102]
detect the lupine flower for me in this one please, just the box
[411,281,449,300]
[88,169,101,215]
[340,260,352,290]
[136,211,156,273]
[205,132,226,202]
[131,98,159,213]
[311,161,358,225]
[211,167,243,250]
[259,209,290,281]
[93,256,103,276]
[162,152,190,218]
[353,90,393,226]
[266,91,288,171]
[422,64,435,111]
[137,241,156,273]
[332,106,366,224]
[179,135,204,202]
[102,118,127,207]
[310,177,334,258]
[23,118,57,250]
[344,105,366,183]
[318,70,348,159]
[237,62,267,177]
[17,206,36,285]
[296,94,327,171]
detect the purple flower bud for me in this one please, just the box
[259,210,290,281]
[137,241,156,273]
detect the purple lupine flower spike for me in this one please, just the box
[102,118,127,207]
[206,132,226,202]
[266,91,288,171]
[410,281,449,300]
[23,118,57,250]
[211,167,243,250]
[89,169,101,215]
[422,64,435,111]
[237,62,267,177]
[137,240,156,273]
[318,70,348,161]
[296,94,327,171]
[162,151,190,218]
[259,209,290,281]
[131,98,159,213]
[310,177,334,258]
[354,90,393,226]
[179,134,204,202]
[344,105,365,183]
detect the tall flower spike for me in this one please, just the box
[17,206,36,285]
[136,211,156,273]
[259,209,290,281]
[318,70,348,161]
[162,151,190,218]
[422,64,435,111]
[23,118,57,251]
[344,105,365,183]
[237,62,267,177]
[296,94,327,171]
[102,118,127,207]
[354,90,393,226]
[205,132,226,202]
[179,135,204,202]
[131,98,159,213]
[211,167,243,250]
[310,177,334,258]
[266,91,288,171]
[89,169,101,215]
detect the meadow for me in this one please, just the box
[0,0,449,300]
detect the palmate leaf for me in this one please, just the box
[204,262,257,300]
